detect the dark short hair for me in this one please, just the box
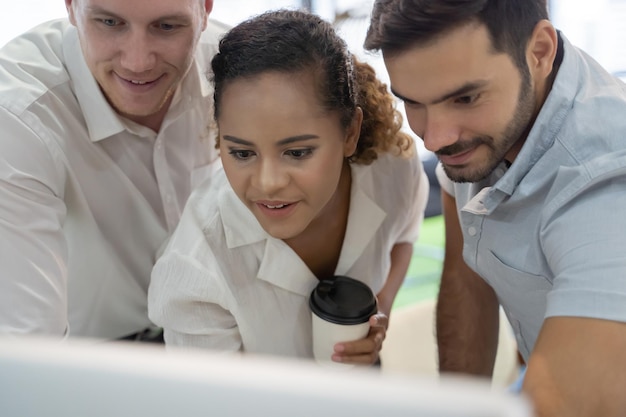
[211,9,356,129]
[364,0,548,70]
[211,9,413,164]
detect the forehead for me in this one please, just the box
[220,70,326,115]
[77,0,203,18]
[217,71,340,138]
[383,22,515,103]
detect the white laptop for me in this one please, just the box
[0,337,532,417]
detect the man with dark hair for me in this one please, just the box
[0,0,225,341]
[366,1,626,415]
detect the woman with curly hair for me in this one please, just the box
[148,9,429,366]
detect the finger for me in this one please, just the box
[332,351,379,366]
[335,327,385,355]
[370,313,389,329]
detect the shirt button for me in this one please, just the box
[468,227,477,236]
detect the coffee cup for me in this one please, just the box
[309,275,378,368]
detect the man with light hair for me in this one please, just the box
[0,0,226,341]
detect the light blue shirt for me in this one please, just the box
[437,34,626,361]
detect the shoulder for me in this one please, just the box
[0,19,72,114]
[0,20,81,179]
[183,170,228,233]
[164,169,235,255]
[549,36,626,164]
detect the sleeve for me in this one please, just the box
[0,108,69,336]
[541,170,626,323]
[148,249,243,352]
[395,152,429,244]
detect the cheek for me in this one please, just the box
[80,35,121,68]
[171,33,201,66]
[480,103,516,136]
[160,45,193,70]
[484,84,526,132]
[307,150,345,194]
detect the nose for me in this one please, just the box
[407,106,460,153]
[119,30,157,74]
[252,159,289,196]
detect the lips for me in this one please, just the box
[256,201,293,210]
[115,72,163,89]
[438,148,476,166]
[254,200,298,219]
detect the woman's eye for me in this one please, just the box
[286,148,313,159]
[228,149,255,161]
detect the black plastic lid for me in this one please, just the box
[309,276,378,325]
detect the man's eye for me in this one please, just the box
[100,18,118,27]
[158,23,177,31]
[456,94,479,105]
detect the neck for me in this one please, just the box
[284,161,353,280]
[121,93,174,133]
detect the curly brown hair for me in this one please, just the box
[351,57,414,165]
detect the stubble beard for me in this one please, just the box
[441,68,535,183]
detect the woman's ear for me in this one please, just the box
[344,107,363,158]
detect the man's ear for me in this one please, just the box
[65,0,77,26]
[344,107,363,158]
[205,0,214,14]
[527,19,558,80]
[200,0,213,31]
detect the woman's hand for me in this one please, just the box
[331,313,388,366]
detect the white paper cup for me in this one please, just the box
[309,276,377,368]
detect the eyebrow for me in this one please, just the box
[391,80,489,106]
[222,134,320,146]
[87,6,123,19]
[87,6,191,23]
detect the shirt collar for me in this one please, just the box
[218,162,387,295]
[63,26,125,142]
[479,32,575,211]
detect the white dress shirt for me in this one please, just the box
[148,151,429,359]
[0,19,225,339]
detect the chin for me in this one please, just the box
[443,159,499,183]
[260,224,300,241]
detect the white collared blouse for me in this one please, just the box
[149,150,429,358]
